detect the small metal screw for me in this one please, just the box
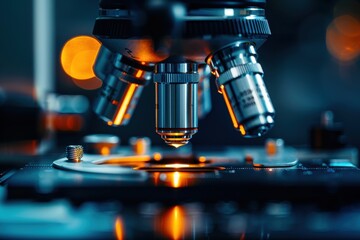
[66,145,83,162]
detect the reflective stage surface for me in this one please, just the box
[1,145,360,239]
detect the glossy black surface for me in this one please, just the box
[1,147,360,239]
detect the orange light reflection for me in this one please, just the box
[156,206,187,240]
[153,152,162,161]
[153,172,193,188]
[100,146,111,156]
[198,156,206,163]
[266,139,277,156]
[153,172,161,186]
[220,85,239,128]
[114,84,137,125]
[51,114,84,131]
[95,155,151,165]
[135,70,144,78]
[164,164,190,169]
[239,125,246,136]
[114,217,125,240]
[131,138,149,155]
[173,172,180,188]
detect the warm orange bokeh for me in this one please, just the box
[114,217,125,240]
[326,15,360,62]
[50,114,84,131]
[156,206,187,240]
[265,139,277,156]
[198,156,206,163]
[61,36,101,80]
[334,15,360,37]
[153,152,162,161]
[100,146,111,156]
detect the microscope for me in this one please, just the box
[3,1,360,239]
[92,0,275,148]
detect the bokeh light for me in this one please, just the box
[156,206,188,240]
[72,77,103,90]
[114,217,124,240]
[326,14,360,62]
[334,15,360,37]
[61,36,101,80]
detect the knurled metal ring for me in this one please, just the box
[216,63,263,87]
[93,18,270,38]
[153,73,199,83]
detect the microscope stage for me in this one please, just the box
[3,146,360,239]
[6,146,359,203]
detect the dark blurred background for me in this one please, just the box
[0,0,359,150]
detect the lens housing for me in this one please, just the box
[93,46,153,126]
[206,43,275,137]
[154,60,199,148]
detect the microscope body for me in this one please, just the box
[92,0,275,147]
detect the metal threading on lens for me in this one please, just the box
[206,43,275,137]
[93,46,154,126]
[154,59,199,148]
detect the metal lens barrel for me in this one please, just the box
[207,44,275,137]
[93,46,153,126]
[154,60,199,148]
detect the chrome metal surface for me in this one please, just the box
[207,43,275,137]
[93,46,153,126]
[99,7,265,19]
[93,75,142,126]
[155,61,199,148]
[65,145,83,163]
[187,7,265,18]
[155,83,198,148]
[197,65,212,119]
[156,83,198,129]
